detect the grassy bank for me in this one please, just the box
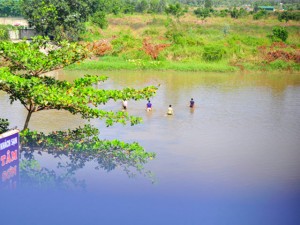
[67,56,237,72]
[72,12,300,72]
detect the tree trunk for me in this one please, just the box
[23,110,33,130]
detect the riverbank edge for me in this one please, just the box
[66,57,300,73]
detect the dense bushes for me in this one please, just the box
[253,10,268,20]
[194,7,211,22]
[269,26,289,42]
[111,31,139,55]
[215,9,229,17]
[230,7,247,19]
[0,0,22,17]
[165,24,204,47]
[202,45,226,61]
[0,25,12,40]
[91,11,108,29]
[278,11,300,22]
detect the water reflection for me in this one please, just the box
[189,107,195,114]
[20,154,85,190]
[20,143,154,190]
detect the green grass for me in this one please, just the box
[66,56,237,72]
[243,60,300,71]
[78,13,300,72]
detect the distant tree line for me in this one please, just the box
[1,0,299,18]
[95,0,167,15]
[0,0,22,17]
[0,0,299,42]
[170,0,300,9]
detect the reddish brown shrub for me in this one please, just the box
[270,42,288,49]
[258,43,300,63]
[86,40,112,56]
[258,45,267,55]
[266,50,300,63]
[142,38,170,60]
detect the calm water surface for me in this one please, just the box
[1,70,300,225]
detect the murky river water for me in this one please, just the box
[1,70,300,225]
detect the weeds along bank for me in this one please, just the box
[67,13,300,72]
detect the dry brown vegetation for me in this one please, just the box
[86,39,112,56]
[258,42,300,63]
[142,38,170,60]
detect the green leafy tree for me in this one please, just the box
[270,26,288,42]
[91,11,108,29]
[111,0,123,15]
[0,37,87,76]
[194,7,210,23]
[253,9,267,20]
[149,0,166,13]
[215,9,228,17]
[0,0,22,17]
[165,3,186,21]
[135,0,149,13]
[96,0,113,13]
[123,0,136,14]
[238,8,247,17]
[21,0,98,41]
[23,1,58,37]
[230,7,239,19]
[278,11,291,23]
[0,37,158,130]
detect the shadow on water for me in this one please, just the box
[19,144,155,191]
[20,147,154,191]
[13,124,156,191]
[20,150,86,191]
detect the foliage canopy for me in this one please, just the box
[0,37,157,130]
[165,3,186,20]
[270,26,288,42]
[21,0,97,41]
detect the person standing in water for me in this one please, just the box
[146,100,152,112]
[190,98,195,108]
[122,99,128,110]
[167,105,174,115]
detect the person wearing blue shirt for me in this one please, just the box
[190,98,195,108]
[146,100,152,112]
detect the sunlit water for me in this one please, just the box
[1,70,300,225]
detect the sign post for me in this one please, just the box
[0,129,20,189]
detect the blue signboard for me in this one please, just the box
[0,130,19,189]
